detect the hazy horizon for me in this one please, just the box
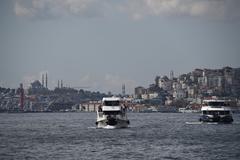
[1,0,240,94]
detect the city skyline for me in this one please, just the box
[1,0,240,94]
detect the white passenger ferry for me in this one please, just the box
[199,99,233,123]
[96,97,130,129]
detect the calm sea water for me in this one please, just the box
[0,112,240,160]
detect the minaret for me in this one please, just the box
[122,84,126,97]
[170,70,174,80]
[45,73,48,89]
[42,74,45,88]
[58,80,60,88]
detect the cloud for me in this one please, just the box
[14,0,105,19]
[104,74,137,94]
[14,1,34,17]
[68,73,137,94]
[120,0,240,21]
[53,73,136,94]
[14,0,240,21]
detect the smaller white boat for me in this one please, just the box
[96,97,130,129]
[199,99,233,123]
[179,108,200,113]
[179,104,200,113]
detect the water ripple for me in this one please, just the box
[0,112,240,160]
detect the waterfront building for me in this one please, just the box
[134,86,146,99]
[80,101,101,112]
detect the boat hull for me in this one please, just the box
[199,115,233,123]
[96,119,129,129]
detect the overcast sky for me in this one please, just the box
[1,0,240,94]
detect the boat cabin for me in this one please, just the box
[200,99,233,123]
[202,110,231,116]
[201,100,232,116]
[98,97,126,115]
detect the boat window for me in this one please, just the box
[103,111,120,115]
[207,102,226,106]
[104,101,120,106]
[203,111,207,114]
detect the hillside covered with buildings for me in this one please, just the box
[1,66,240,112]
[134,66,240,109]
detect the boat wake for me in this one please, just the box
[185,122,203,125]
[87,126,97,129]
[94,125,130,129]
[102,125,117,129]
[185,122,240,125]
[186,122,219,125]
[87,126,118,129]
